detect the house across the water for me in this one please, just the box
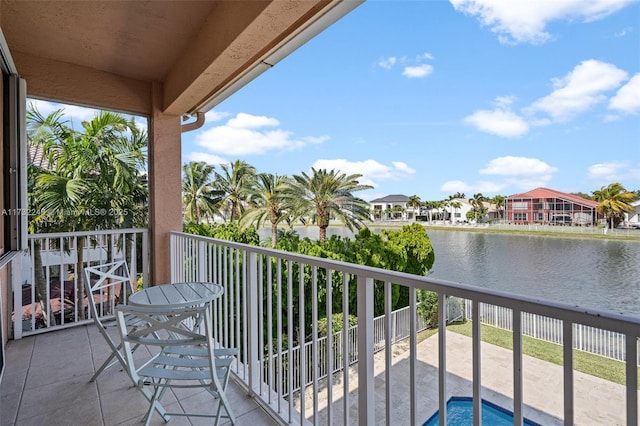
[505,187,600,226]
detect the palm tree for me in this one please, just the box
[441,199,450,222]
[284,168,373,242]
[182,161,224,224]
[28,106,147,320]
[390,205,405,220]
[214,160,257,222]
[449,200,462,222]
[240,173,291,247]
[32,109,147,229]
[422,200,437,223]
[592,183,636,229]
[27,107,74,318]
[407,195,422,219]
[491,195,505,222]
[469,193,488,223]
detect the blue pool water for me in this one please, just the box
[423,397,541,426]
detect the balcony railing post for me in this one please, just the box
[169,232,175,283]
[438,293,447,426]
[627,334,638,424]
[197,240,206,282]
[142,230,149,288]
[357,275,375,424]
[563,321,574,424]
[247,252,260,394]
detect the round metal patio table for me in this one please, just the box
[128,282,223,307]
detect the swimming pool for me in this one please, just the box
[423,397,542,426]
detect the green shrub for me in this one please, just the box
[317,313,358,337]
[417,290,439,328]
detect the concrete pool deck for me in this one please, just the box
[297,331,635,425]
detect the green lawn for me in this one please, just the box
[444,321,639,388]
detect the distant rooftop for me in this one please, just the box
[507,187,598,208]
[369,194,410,203]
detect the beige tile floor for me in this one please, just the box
[0,325,278,426]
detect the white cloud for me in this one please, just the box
[227,112,279,129]
[464,108,529,137]
[494,96,516,108]
[186,152,229,166]
[440,180,507,194]
[28,99,58,115]
[480,156,558,176]
[504,176,554,190]
[629,167,640,181]
[302,136,330,145]
[379,52,435,78]
[449,0,635,45]
[28,99,99,122]
[392,161,416,174]
[204,110,231,122]
[609,73,640,114]
[134,116,148,133]
[587,161,629,181]
[310,159,415,188]
[195,113,329,156]
[402,64,434,78]
[527,60,628,121]
[464,60,635,138]
[441,156,557,196]
[615,26,633,37]
[377,56,397,69]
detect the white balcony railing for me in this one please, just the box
[170,231,640,425]
[16,228,148,337]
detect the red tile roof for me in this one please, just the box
[507,187,599,208]
[29,143,52,170]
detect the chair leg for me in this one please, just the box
[142,382,171,426]
[214,390,236,426]
[90,343,126,382]
[91,336,143,383]
[138,379,171,424]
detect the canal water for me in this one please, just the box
[258,226,640,317]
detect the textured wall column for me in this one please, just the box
[148,82,182,285]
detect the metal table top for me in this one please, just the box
[128,282,223,307]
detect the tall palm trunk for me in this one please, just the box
[319,226,328,242]
[271,222,278,248]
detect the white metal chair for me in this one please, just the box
[115,303,237,426]
[84,260,141,382]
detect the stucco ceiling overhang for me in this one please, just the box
[0,0,362,117]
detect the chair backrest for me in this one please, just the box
[115,303,222,387]
[84,260,134,323]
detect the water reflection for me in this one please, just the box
[258,226,640,317]
[426,231,640,317]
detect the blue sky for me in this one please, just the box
[33,0,640,202]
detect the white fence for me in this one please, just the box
[281,296,638,397]
[15,228,148,337]
[488,223,640,237]
[468,302,640,365]
[278,299,465,395]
